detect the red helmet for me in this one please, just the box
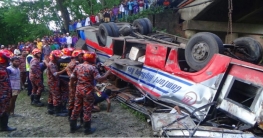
[62,48,74,56]
[83,52,96,63]
[72,50,84,58]
[32,48,41,55]
[0,50,14,64]
[49,50,63,61]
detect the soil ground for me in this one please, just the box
[0,76,152,137]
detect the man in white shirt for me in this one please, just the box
[85,14,91,26]
[119,3,125,18]
[76,19,82,29]
[14,49,21,56]
[95,15,100,23]
[7,57,21,116]
[66,33,72,48]
[76,19,82,38]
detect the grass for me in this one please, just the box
[18,73,49,105]
[120,103,147,121]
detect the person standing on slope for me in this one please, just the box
[29,48,44,107]
[69,52,111,134]
[66,50,84,124]
[47,50,67,117]
[0,49,16,131]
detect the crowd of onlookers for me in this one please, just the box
[69,0,172,31]
[0,33,79,58]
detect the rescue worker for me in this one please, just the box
[47,50,67,116]
[66,50,84,122]
[58,48,74,112]
[0,50,16,131]
[26,49,33,96]
[69,52,111,134]
[29,48,44,107]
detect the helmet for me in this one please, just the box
[62,48,74,56]
[72,50,84,58]
[83,52,96,63]
[49,50,63,60]
[32,48,41,55]
[0,50,14,64]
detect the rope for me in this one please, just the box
[226,0,233,43]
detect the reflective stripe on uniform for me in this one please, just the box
[26,54,33,71]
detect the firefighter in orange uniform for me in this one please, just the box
[0,50,16,131]
[66,50,84,122]
[29,48,44,107]
[69,52,111,134]
[59,48,74,112]
[47,50,67,117]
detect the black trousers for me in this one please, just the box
[26,71,32,96]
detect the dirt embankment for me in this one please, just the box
[0,90,152,137]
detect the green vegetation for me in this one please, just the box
[120,103,147,121]
[0,6,52,44]
[0,0,120,45]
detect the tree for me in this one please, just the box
[0,0,121,44]
[54,0,119,32]
[56,0,71,32]
[0,5,51,45]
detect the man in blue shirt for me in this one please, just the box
[59,34,67,49]
[59,35,63,44]
[69,21,74,32]
[62,35,67,48]
[19,42,24,52]
[73,20,77,31]
[81,18,86,27]
[93,89,112,112]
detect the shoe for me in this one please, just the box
[0,113,16,131]
[47,104,54,115]
[84,121,96,135]
[32,95,44,107]
[54,106,67,117]
[69,120,81,133]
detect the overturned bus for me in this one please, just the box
[76,18,263,137]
